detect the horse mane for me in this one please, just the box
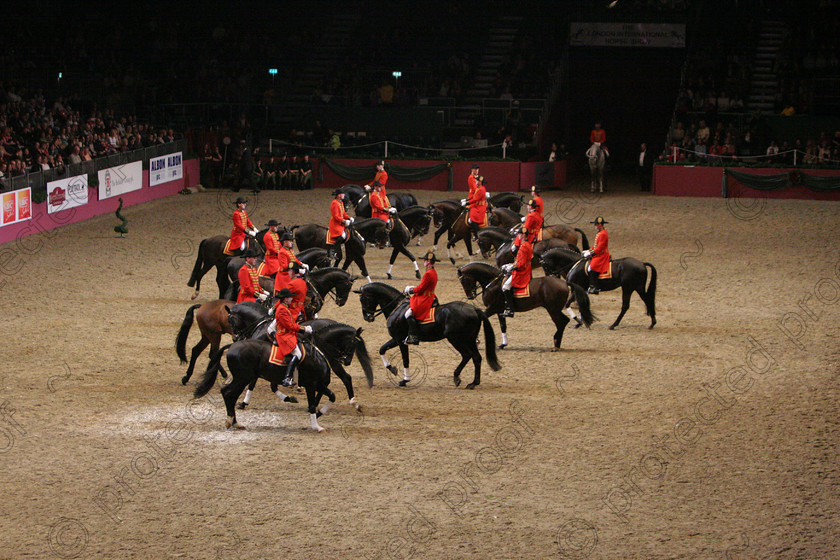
[460,262,500,276]
[365,281,402,296]
[308,266,349,279]
[316,321,355,338]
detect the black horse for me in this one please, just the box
[397,205,436,246]
[541,248,658,330]
[457,262,595,350]
[488,207,523,229]
[355,282,501,389]
[495,238,580,269]
[355,191,419,218]
[488,192,524,213]
[354,217,422,280]
[296,247,333,270]
[187,232,263,300]
[476,226,513,258]
[226,303,374,411]
[194,337,335,432]
[337,184,366,208]
[292,223,371,282]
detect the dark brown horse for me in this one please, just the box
[488,207,523,229]
[495,237,580,268]
[509,222,589,248]
[175,299,234,385]
[457,262,595,350]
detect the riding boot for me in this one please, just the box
[403,316,421,345]
[281,354,300,387]
[502,289,516,317]
[587,269,600,294]
[470,221,480,242]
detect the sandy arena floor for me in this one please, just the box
[1,177,838,559]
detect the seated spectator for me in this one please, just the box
[696,120,710,144]
[670,122,686,145]
[693,138,707,162]
[766,140,780,162]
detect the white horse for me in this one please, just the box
[586,142,608,193]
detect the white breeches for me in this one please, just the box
[502,275,513,291]
[404,308,413,319]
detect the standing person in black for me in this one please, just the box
[298,153,313,190]
[238,141,255,193]
[638,142,654,192]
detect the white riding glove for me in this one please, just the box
[267,319,277,336]
[350,217,355,224]
[520,216,526,223]
[257,292,268,302]
[247,229,257,237]
[582,250,592,258]
[502,263,514,273]
[303,325,313,334]
[404,286,413,295]
[301,263,310,272]
[364,185,372,192]
[268,305,275,316]
[389,207,397,214]
[344,219,351,226]
[460,198,467,206]
[486,192,491,199]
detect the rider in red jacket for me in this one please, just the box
[582,217,610,294]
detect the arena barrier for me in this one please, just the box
[315,158,566,192]
[0,159,199,247]
[653,165,840,201]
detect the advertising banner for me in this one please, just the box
[1,188,32,227]
[149,151,184,186]
[98,160,143,200]
[47,173,89,214]
[570,22,686,48]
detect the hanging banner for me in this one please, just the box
[570,22,686,48]
[47,173,89,214]
[98,161,143,200]
[1,188,32,227]
[149,151,184,186]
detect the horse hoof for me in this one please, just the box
[449,258,456,265]
[220,371,228,379]
[498,343,507,349]
[190,291,199,300]
[181,376,189,385]
[236,402,248,410]
[415,270,421,279]
[398,379,410,387]
[649,319,657,329]
[386,365,398,376]
[386,272,392,279]
[328,393,336,403]
[284,396,299,403]
[609,325,616,330]
[316,411,323,418]
[315,427,326,433]
[551,347,561,352]
[573,323,581,329]
[454,377,461,387]
[465,383,476,390]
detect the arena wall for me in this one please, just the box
[315,159,566,192]
[653,165,840,200]
[0,159,199,247]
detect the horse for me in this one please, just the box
[337,184,366,208]
[355,282,501,389]
[187,229,267,300]
[488,208,523,229]
[488,192,524,213]
[355,191,419,218]
[175,300,233,385]
[397,205,435,246]
[443,210,480,264]
[354,217,422,280]
[587,142,607,193]
[226,304,374,411]
[430,200,465,251]
[296,247,333,270]
[495,238,580,268]
[541,248,657,330]
[476,226,514,258]
[292,223,371,282]
[194,338,334,432]
[509,223,589,248]
[457,262,595,350]
[305,267,359,307]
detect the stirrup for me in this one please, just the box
[502,308,515,318]
[403,335,420,345]
[587,287,600,294]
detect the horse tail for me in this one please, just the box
[175,304,202,363]
[187,238,207,287]
[568,282,596,328]
[194,343,232,398]
[575,229,590,251]
[644,263,657,317]
[478,310,502,371]
[354,328,375,388]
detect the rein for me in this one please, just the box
[371,292,407,318]
[234,316,272,342]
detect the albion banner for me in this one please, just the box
[149,151,184,186]
[570,22,686,48]
[47,173,89,214]
[1,188,32,227]
[98,161,143,200]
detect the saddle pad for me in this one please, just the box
[536,228,543,241]
[514,285,531,298]
[419,307,436,324]
[269,343,306,366]
[223,238,238,256]
[598,262,613,280]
